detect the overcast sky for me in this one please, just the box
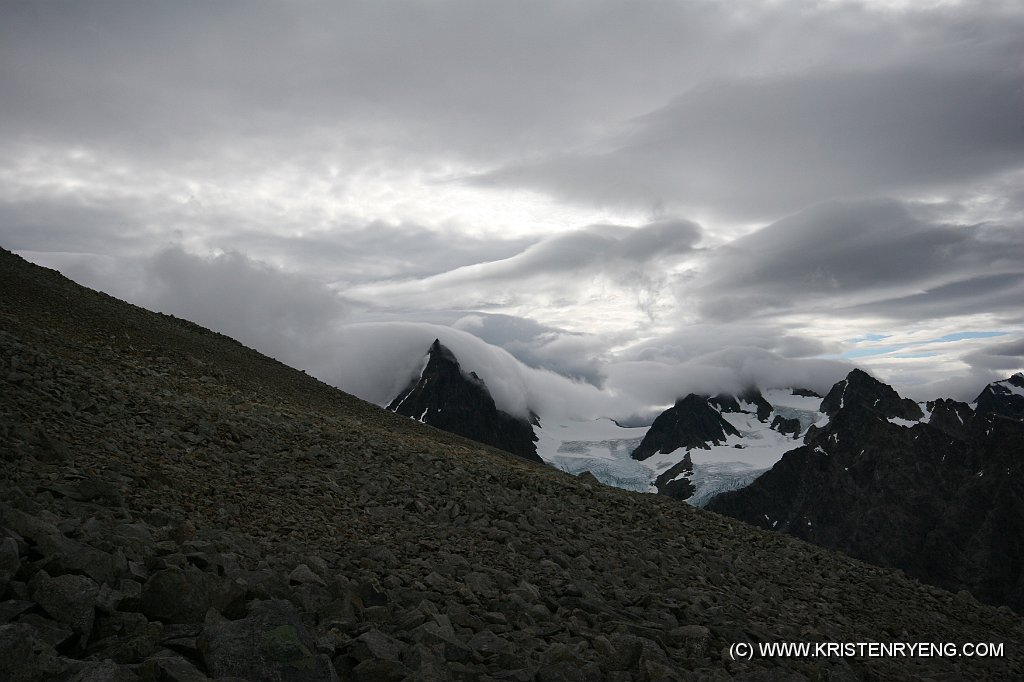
[2,0,1022,418]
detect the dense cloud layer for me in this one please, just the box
[348,220,701,317]
[697,199,1024,322]
[2,1,1022,409]
[480,68,1024,218]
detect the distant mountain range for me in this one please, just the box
[389,340,1024,611]
[707,369,1024,612]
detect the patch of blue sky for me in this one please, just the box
[841,331,1006,360]
[842,345,907,359]
[928,331,1006,343]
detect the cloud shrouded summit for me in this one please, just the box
[1,0,1022,409]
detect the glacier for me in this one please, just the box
[535,389,826,506]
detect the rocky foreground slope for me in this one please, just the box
[1,247,1022,681]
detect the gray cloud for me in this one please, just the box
[451,313,610,387]
[347,219,701,311]
[622,324,838,364]
[478,66,1024,217]
[839,273,1024,321]
[696,199,1024,322]
[3,0,1024,412]
[0,198,160,255]
[604,347,853,415]
[0,187,535,289]
[7,1,1020,196]
[219,223,537,285]
[134,247,351,376]
[963,337,1024,371]
[0,1,737,166]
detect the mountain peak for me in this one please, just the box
[388,341,541,463]
[975,373,1024,421]
[709,366,1024,612]
[423,337,461,370]
[820,368,922,420]
[631,393,740,461]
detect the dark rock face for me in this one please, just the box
[976,373,1024,421]
[925,398,974,440]
[630,394,740,462]
[707,394,741,413]
[770,415,801,438]
[653,453,695,500]
[819,368,922,420]
[792,388,822,398]
[708,389,773,422]
[738,387,773,422]
[708,369,1024,612]
[388,340,542,463]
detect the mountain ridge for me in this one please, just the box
[707,367,1024,613]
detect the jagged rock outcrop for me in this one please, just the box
[630,394,740,462]
[653,453,695,500]
[792,388,822,398]
[388,339,542,464]
[2,248,1023,680]
[708,389,772,422]
[819,367,922,420]
[707,393,742,413]
[708,368,1024,612]
[925,398,975,439]
[737,387,773,422]
[976,372,1024,421]
[769,415,801,438]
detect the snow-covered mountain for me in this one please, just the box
[706,369,1024,612]
[536,387,824,506]
[975,371,1024,420]
[386,340,826,501]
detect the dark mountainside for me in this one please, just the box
[708,368,1024,614]
[770,415,802,439]
[976,373,1024,421]
[387,339,542,464]
[1,247,1022,681]
[652,454,696,502]
[708,388,772,423]
[630,394,740,462]
[634,390,799,501]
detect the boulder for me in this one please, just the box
[29,570,100,641]
[198,599,337,682]
[0,623,68,682]
[139,566,244,624]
